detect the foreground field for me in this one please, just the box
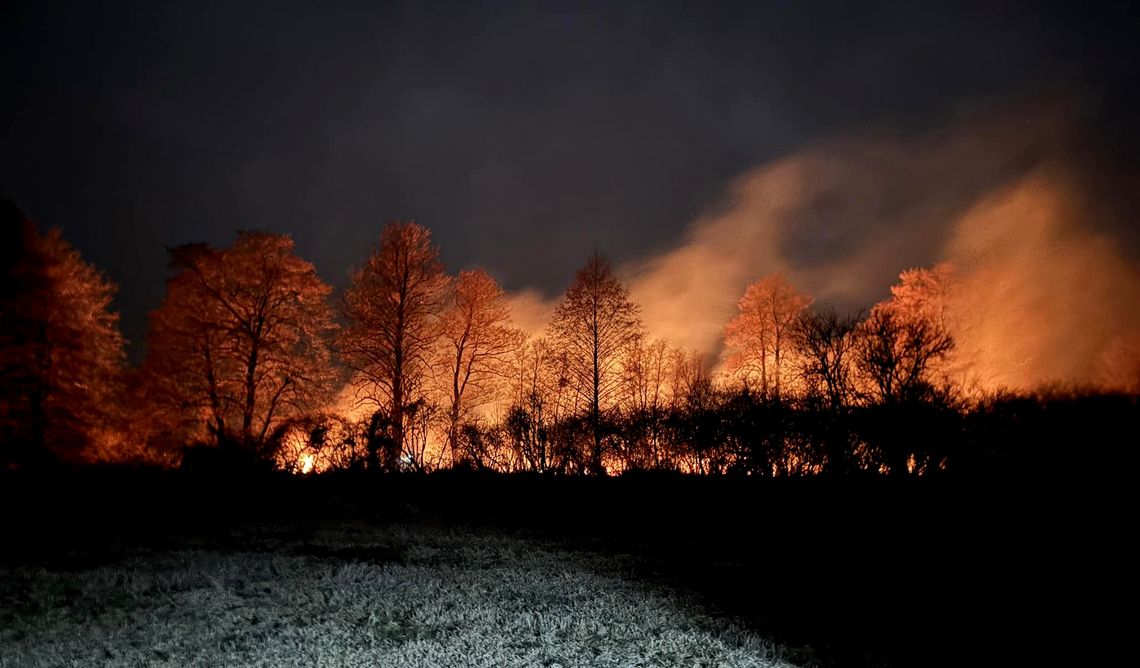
[0,519,791,667]
[4,470,1127,667]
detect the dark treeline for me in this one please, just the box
[287,383,1138,479]
[2,200,1137,476]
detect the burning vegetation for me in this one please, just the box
[2,119,1138,476]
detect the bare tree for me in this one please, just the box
[623,337,671,414]
[502,338,569,473]
[437,269,524,466]
[0,202,125,465]
[616,337,673,470]
[724,273,812,397]
[793,308,862,410]
[855,267,956,406]
[340,220,449,470]
[791,308,862,474]
[548,253,643,475]
[852,274,956,476]
[669,348,714,410]
[145,232,336,458]
[856,307,954,404]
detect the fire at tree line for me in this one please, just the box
[1,200,1136,477]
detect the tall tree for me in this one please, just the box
[856,307,954,404]
[548,253,642,475]
[437,269,523,466]
[623,337,671,414]
[723,273,812,397]
[0,201,125,465]
[617,336,673,470]
[857,267,956,405]
[793,308,862,411]
[880,264,963,386]
[504,338,562,473]
[793,308,862,474]
[340,220,449,471]
[855,271,956,476]
[145,232,336,458]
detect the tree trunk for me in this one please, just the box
[242,343,259,450]
[449,344,463,467]
[591,306,604,476]
[390,368,403,471]
[448,403,460,467]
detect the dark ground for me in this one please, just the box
[2,468,1130,668]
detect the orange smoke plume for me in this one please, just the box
[506,100,1139,392]
[940,172,1140,390]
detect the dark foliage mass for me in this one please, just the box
[459,385,1136,479]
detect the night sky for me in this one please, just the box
[3,1,1139,361]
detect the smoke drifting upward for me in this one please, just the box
[508,100,1140,391]
[943,174,1140,390]
[502,287,559,341]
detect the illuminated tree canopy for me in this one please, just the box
[723,273,812,398]
[548,253,643,475]
[437,269,524,465]
[1,203,1134,478]
[144,231,336,457]
[340,220,450,471]
[0,202,125,465]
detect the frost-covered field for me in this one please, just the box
[0,521,792,667]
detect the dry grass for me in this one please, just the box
[0,521,792,667]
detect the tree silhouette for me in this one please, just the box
[623,337,671,415]
[549,253,643,475]
[856,308,954,405]
[724,273,812,397]
[340,220,449,471]
[144,232,336,459]
[503,338,570,473]
[505,401,547,472]
[437,269,524,466]
[852,295,956,476]
[793,308,861,411]
[617,337,672,470]
[792,308,862,474]
[0,201,125,465]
